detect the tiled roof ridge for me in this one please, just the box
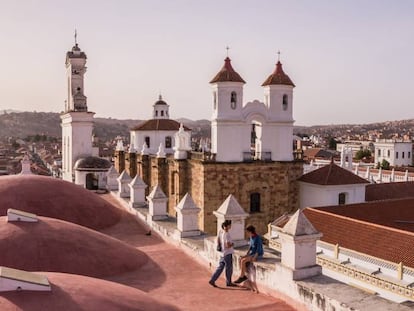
[307,207,414,237]
[324,162,334,185]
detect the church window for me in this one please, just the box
[250,192,261,213]
[155,111,158,117]
[338,192,346,205]
[165,136,172,148]
[230,91,237,109]
[409,152,411,158]
[378,149,381,157]
[387,150,390,157]
[282,94,288,111]
[396,152,399,159]
[403,152,405,159]
[161,111,164,117]
[145,136,150,148]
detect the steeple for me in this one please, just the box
[262,60,295,87]
[210,57,245,84]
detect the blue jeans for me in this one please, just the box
[210,254,233,285]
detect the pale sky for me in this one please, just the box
[0,0,413,126]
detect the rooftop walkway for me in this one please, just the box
[100,194,295,311]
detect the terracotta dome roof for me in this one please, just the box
[131,119,191,131]
[0,216,147,277]
[262,61,295,87]
[0,272,179,311]
[210,57,246,84]
[74,156,112,170]
[0,175,121,230]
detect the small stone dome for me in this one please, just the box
[154,94,167,106]
[0,272,179,311]
[74,156,111,171]
[0,175,121,230]
[0,216,147,278]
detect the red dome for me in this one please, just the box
[0,175,121,230]
[0,272,179,311]
[0,216,147,277]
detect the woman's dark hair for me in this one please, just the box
[221,219,232,229]
[246,225,256,233]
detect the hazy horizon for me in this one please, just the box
[1,1,413,126]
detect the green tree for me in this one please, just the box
[328,137,337,150]
[381,159,390,170]
[355,149,371,160]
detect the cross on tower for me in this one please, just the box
[226,46,230,57]
[74,29,78,45]
[277,50,281,62]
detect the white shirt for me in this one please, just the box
[221,230,234,256]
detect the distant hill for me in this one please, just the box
[0,112,211,142]
[1,111,412,142]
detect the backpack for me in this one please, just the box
[216,231,222,252]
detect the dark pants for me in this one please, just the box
[210,254,233,285]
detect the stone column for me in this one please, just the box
[213,194,249,247]
[279,208,322,280]
[114,150,125,174]
[129,174,147,208]
[175,193,201,238]
[117,170,132,198]
[147,185,168,220]
[126,151,137,178]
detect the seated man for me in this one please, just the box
[234,225,263,284]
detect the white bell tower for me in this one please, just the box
[210,56,247,162]
[152,95,170,119]
[261,56,295,161]
[61,33,94,182]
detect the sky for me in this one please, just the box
[0,0,413,126]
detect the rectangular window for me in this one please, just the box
[338,193,346,205]
[403,152,405,159]
[387,150,390,157]
[378,149,381,156]
[396,152,399,159]
[409,152,411,158]
[145,136,150,148]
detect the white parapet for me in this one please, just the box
[0,266,51,292]
[7,209,38,223]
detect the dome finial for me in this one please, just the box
[226,46,230,58]
[74,29,78,46]
[277,50,281,62]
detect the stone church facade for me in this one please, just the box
[115,55,303,234]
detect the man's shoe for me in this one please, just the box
[226,283,238,287]
[234,276,248,284]
[209,280,217,287]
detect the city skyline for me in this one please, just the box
[0,0,413,126]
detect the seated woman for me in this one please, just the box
[234,225,263,284]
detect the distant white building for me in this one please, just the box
[336,141,374,157]
[298,161,369,208]
[374,139,412,167]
